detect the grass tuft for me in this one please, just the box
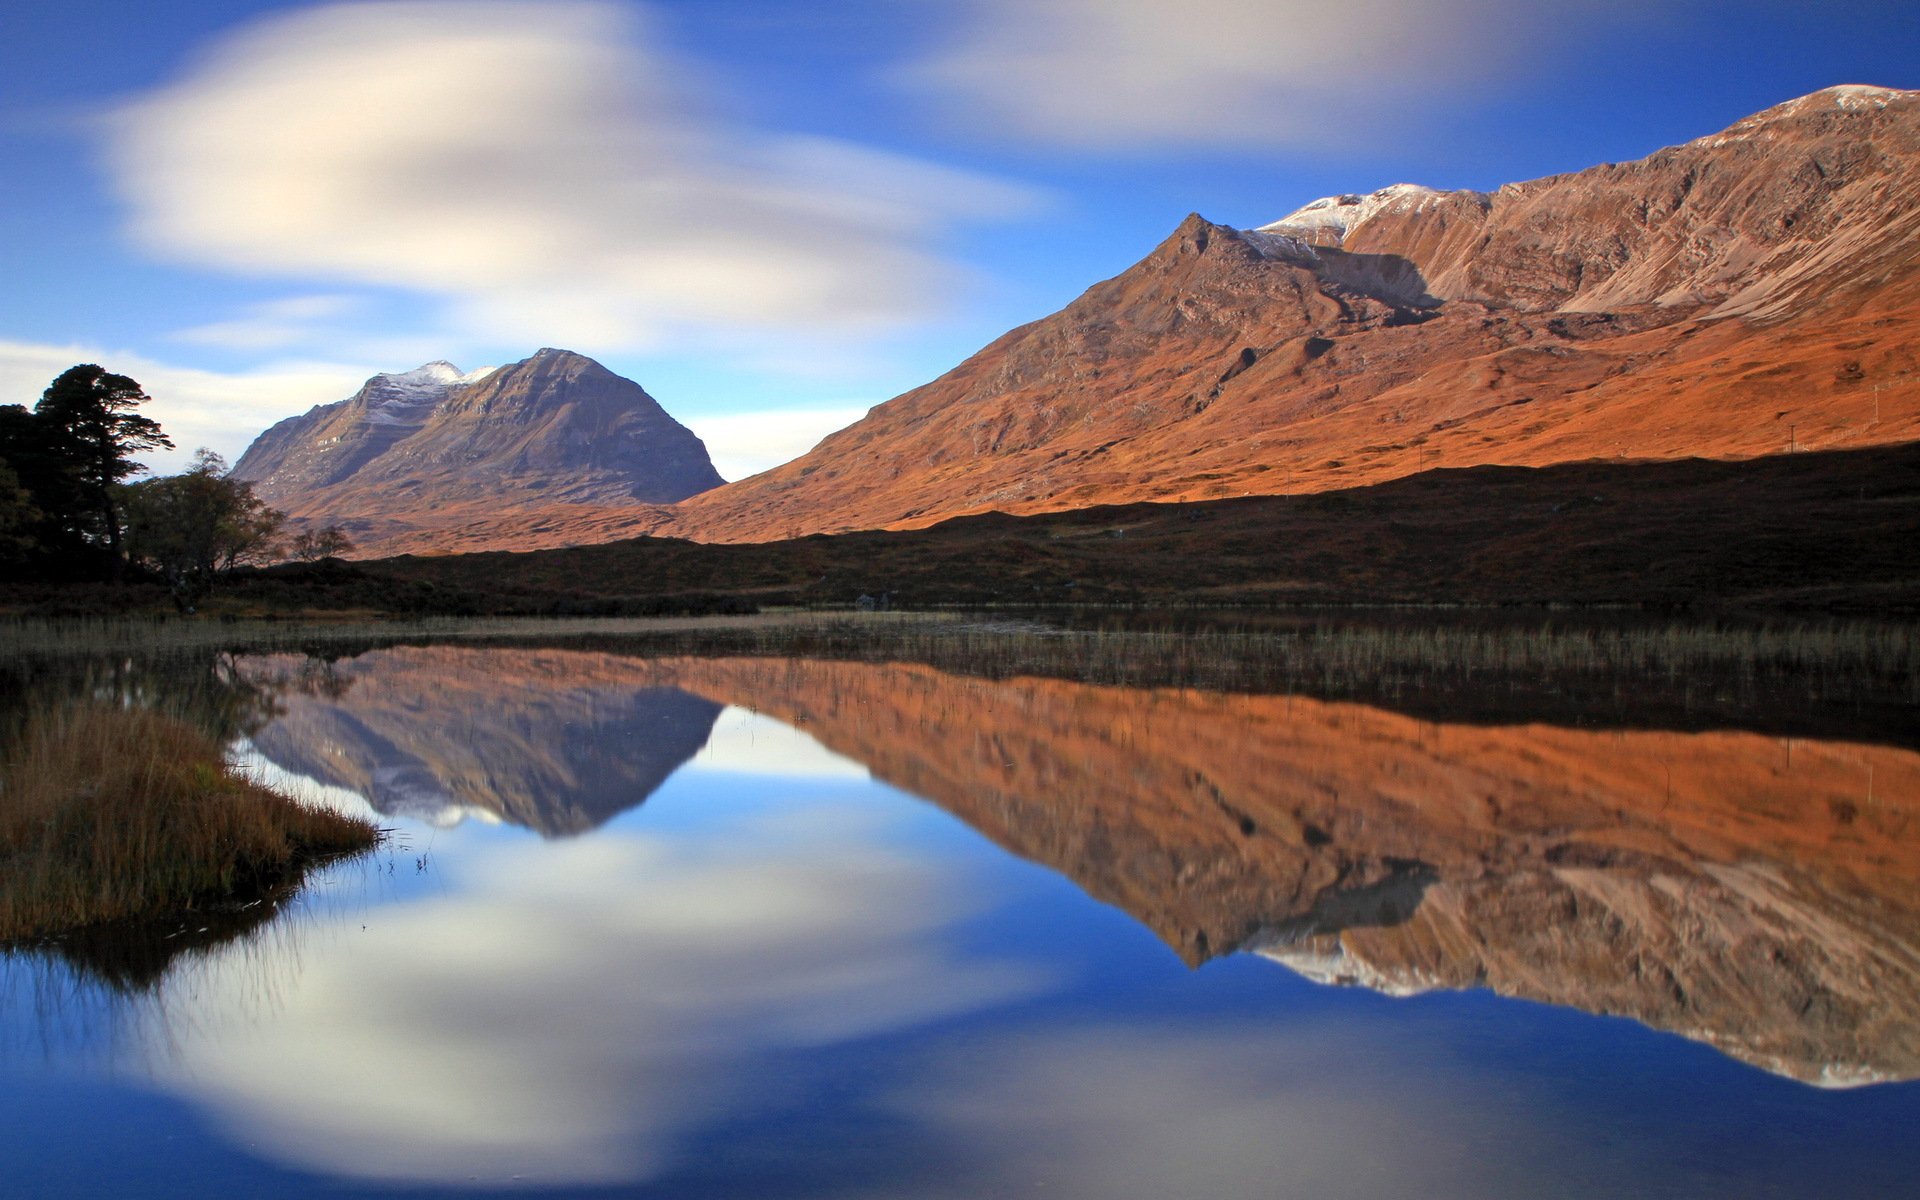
[0,704,380,942]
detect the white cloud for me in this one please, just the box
[168,294,368,352]
[684,404,870,481]
[106,1,1044,352]
[902,0,1609,151]
[0,338,367,475]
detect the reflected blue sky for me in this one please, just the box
[5,682,1919,1197]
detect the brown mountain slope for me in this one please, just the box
[232,349,722,550]
[617,85,1920,545]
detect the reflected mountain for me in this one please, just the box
[235,649,723,836]
[229,646,1920,1083]
[641,657,1920,1087]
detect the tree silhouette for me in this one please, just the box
[34,365,172,576]
[124,450,284,611]
[290,523,355,561]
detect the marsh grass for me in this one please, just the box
[488,611,1917,747]
[516,614,1919,698]
[0,610,927,659]
[0,704,381,943]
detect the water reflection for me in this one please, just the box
[7,644,1919,1196]
[234,649,726,835]
[647,657,1920,1086]
[138,810,1041,1186]
[220,646,1920,1087]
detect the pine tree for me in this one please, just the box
[33,365,173,577]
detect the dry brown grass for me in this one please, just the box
[0,704,380,942]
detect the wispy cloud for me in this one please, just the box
[169,294,368,352]
[106,1,1045,353]
[0,338,368,474]
[902,0,1617,152]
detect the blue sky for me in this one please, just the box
[4,0,1917,480]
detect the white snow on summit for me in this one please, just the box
[1253,184,1461,246]
[380,360,465,391]
[1248,939,1445,999]
[1821,83,1911,111]
[359,360,481,425]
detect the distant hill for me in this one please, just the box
[231,349,722,554]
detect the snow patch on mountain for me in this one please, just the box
[1254,184,1461,246]
[1238,228,1322,265]
[359,360,488,426]
[1249,940,1444,998]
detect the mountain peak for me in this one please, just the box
[369,360,495,393]
[500,347,614,380]
[231,348,723,548]
[1254,184,1476,248]
[1690,83,1918,148]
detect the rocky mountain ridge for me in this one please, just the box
[620,84,1920,544]
[232,348,722,550]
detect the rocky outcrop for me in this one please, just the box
[232,349,721,554]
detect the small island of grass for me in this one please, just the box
[0,704,380,943]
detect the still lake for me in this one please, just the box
[4,638,1918,1197]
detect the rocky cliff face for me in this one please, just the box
[632,85,1920,543]
[232,349,721,554]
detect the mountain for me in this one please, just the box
[231,349,722,553]
[625,84,1920,544]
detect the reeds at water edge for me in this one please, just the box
[0,704,380,942]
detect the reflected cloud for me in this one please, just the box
[870,1024,1587,1200]
[690,705,871,781]
[148,815,1044,1185]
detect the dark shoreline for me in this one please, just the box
[4,442,1917,619]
